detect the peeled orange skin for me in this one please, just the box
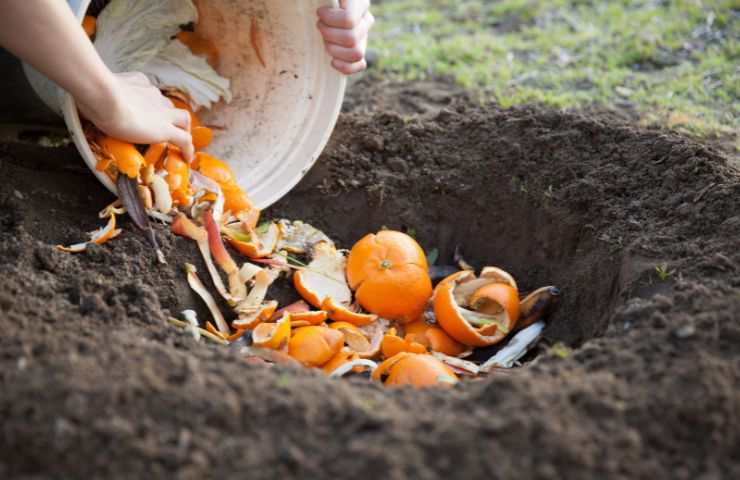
[433,271,518,347]
[469,283,520,324]
[403,319,467,357]
[288,326,344,367]
[346,231,432,323]
[99,137,144,179]
[321,296,377,327]
[373,353,458,388]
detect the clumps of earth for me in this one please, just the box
[1,78,739,478]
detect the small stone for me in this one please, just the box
[13,190,24,200]
[673,323,696,339]
[386,157,408,174]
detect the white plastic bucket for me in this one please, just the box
[23,0,346,209]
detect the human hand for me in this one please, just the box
[76,72,195,162]
[317,0,374,75]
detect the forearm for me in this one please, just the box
[0,0,117,117]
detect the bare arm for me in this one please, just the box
[0,0,194,160]
[318,0,375,75]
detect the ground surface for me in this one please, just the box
[370,0,739,147]
[2,77,740,479]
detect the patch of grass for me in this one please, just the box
[370,0,739,142]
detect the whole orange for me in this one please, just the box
[346,230,432,323]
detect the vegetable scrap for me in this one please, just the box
[60,0,563,389]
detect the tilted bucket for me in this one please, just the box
[23,0,347,209]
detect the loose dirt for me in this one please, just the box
[1,78,739,479]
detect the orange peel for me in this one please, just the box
[402,319,467,357]
[176,31,220,68]
[322,348,360,375]
[372,353,458,388]
[82,15,96,37]
[56,213,122,253]
[252,314,291,350]
[225,222,280,259]
[185,263,230,336]
[204,209,246,301]
[432,270,519,347]
[288,326,344,367]
[347,230,432,323]
[293,241,352,308]
[380,329,427,359]
[320,296,377,327]
[232,300,278,330]
[98,136,144,179]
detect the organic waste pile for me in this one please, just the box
[58,0,562,388]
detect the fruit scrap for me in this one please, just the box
[328,359,378,378]
[117,174,166,264]
[432,269,519,347]
[231,300,278,331]
[372,353,459,388]
[403,319,468,357]
[250,16,267,68]
[430,352,480,376]
[204,210,246,301]
[252,314,291,350]
[347,230,433,323]
[480,321,546,371]
[99,136,144,179]
[277,220,332,255]
[172,213,233,304]
[293,242,377,326]
[184,263,230,336]
[517,287,561,330]
[225,222,280,259]
[82,15,97,38]
[98,200,125,219]
[176,31,220,69]
[380,329,427,359]
[163,149,191,206]
[167,316,228,345]
[181,309,201,340]
[288,326,344,367]
[192,126,213,151]
[149,174,173,214]
[57,213,122,253]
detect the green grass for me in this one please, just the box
[369,0,739,144]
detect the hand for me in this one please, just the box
[317,0,374,75]
[77,72,195,162]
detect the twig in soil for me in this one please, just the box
[693,182,717,203]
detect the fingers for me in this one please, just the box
[167,126,194,163]
[171,108,191,132]
[317,0,370,29]
[325,43,366,63]
[317,11,374,48]
[332,58,367,75]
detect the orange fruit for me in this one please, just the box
[433,270,519,347]
[372,353,458,388]
[346,231,432,323]
[288,326,344,367]
[98,137,144,179]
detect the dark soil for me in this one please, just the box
[1,73,740,479]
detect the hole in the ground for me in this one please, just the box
[268,134,624,356]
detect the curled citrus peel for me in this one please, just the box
[403,319,468,357]
[347,230,433,323]
[293,241,377,327]
[433,270,519,347]
[204,210,246,301]
[252,314,291,350]
[98,200,125,219]
[380,329,427,359]
[225,222,280,259]
[232,300,278,330]
[185,263,230,336]
[57,213,122,253]
[288,326,344,367]
[372,353,458,388]
[328,359,378,378]
[172,213,234,304]
[323,348,360,374]
[98,136,144,179]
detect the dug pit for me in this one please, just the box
[1,83,739,478]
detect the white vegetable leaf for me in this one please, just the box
[95,0,198,73]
